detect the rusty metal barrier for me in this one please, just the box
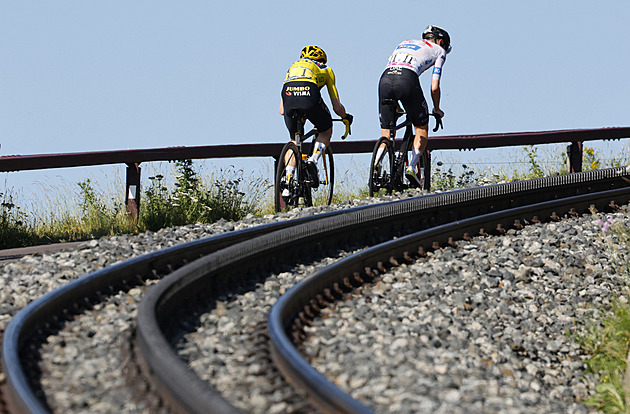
[1,127,628,214]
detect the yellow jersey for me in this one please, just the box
[283,58,340,100]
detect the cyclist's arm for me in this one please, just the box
[331,97,347,118]
[324,67,348,118]
[430,53,445,117]
[279,99,284,115]
[431,79,443,117]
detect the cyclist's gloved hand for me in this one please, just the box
[431,109,444,132]
[343,113,354,125]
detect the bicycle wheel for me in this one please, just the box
[369,137,394,197]
[310,146,334,206]
[274,142,300,212]
[392,146,406,192]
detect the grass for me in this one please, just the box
[0,189,39,248]
[2,144,628,250]
[0,160,269,249]
[575,215,630,413]
[430,144,626,190]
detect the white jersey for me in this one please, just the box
[385,39,446,81]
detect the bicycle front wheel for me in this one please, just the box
[369,137,394,197]
[274,142,300,212]
[310,146,334,206]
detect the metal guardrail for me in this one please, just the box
[1,127,629,214]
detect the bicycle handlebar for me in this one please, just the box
[304,118,352,141]
[336,118,352,140]
[430,113,444,132]
[394,113,444,132]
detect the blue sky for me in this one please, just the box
[1,1,629,206]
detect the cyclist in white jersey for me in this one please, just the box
[377,25,451,186]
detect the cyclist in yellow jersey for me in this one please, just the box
[280,45,352,184]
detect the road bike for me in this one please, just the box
[368,99,442,197]
[274,112,351,212]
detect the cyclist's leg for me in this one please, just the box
[306,99,333,164]
[378,70,399,140]
[399,71,430,171]
[281,86,305,178]
[281,85,300,140]
[411,124,429,167]
[376,71,400,166]
[310,128,331,163]
[307,113,333,189]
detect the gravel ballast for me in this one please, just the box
[0,192,627,413]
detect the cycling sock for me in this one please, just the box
[375,147,385,165]
[410,147,422,169]
[308,142,326,163]
[285,165,296,180]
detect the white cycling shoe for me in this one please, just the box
[405,165,422,187]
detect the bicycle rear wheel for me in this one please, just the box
[274,142,300,212]
[310,146,334,206]
[369,137,394,197]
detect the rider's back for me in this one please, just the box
[284,58,339,99]
[385,39,446,78]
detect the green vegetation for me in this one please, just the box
[431,162,478,189]
[579,300,630,413]
[1,144,628,250]
[141,159,257,231]
[576,216,630,413]
[430,145,555,190]
[0,190,38,248]
[0,160,266,249]
[430,144,628,190]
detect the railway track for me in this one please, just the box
[2,167,630,413]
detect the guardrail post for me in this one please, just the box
[567,141,583,173]
[422,150,431,191]
[273,155,279,182]
[125,163,141,218]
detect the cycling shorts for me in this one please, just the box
[378,68,429,130]
[282,81,332,137]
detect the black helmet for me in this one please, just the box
[422,25,451,54]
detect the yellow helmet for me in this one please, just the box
[300,45,327,64]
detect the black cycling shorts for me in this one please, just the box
[378,68,429,130]
[281,81,332,137]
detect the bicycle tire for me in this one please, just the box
[309,146,335,206]
[274,142,300,212]
[369,137,394,197]
[392,142,407,191]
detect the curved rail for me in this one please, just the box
[135,167,630,413]
[0,212,346,414]
[267,186,630,413]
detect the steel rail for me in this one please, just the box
[0,212,347,414]
[267,186,630,413]
[135,167,630,414]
